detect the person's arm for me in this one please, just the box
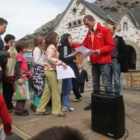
[84,70,88,82]
[15,61,22,79]
[72,32,90,48]
[33,48,45,66]
[0,94,12,135]
[47,45,63,65]
[62,46,76,63]
[0,51,10,58]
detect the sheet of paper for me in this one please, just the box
[81,50,95,59]
[75,46,91,53]
[56,65,75,80]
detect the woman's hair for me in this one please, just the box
[15,42,28,53]
[45,32,58,50]
[34,35,44,47]
[31,126,86,140]
[60,33,71,47]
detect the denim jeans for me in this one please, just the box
[110,60,121,95]
[92,64,112,94]
[61,78,73,109]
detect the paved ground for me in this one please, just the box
[3,89,140,140]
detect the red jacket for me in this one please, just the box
[0,94,12,135]
[73,23,114,64]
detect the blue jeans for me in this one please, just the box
[92,64,112,94]
[61,78,73,109]
[110,60,121,95]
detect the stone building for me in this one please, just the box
[20,0,140,90]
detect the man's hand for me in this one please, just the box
[94,49,101,54]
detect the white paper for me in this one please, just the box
[0,129,6,140]
[56,65,75,80]
[75,46,95,59]
[81,50,95,59]
[75,46,90,53]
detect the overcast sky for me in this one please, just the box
[0,0,95,40]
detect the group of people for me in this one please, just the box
[0,13,128,138]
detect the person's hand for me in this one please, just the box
[9,52,14,58]
[85,82,88,87]
[62,62,67,69]
[94,49,101,54]
[73,51,79,55]
[18,78,23,85]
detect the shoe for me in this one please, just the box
[72,97,82,102]
[62,106,69,112]
[30,103,37,112]
[84,103,92,110]
[69,107,74,111]
[15,111,29,116]
[8,109,13,113]
[35,111,50,115]
[62,106,74,112]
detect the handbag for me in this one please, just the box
[15,80,30,100]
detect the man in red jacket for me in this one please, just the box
[73,15,114,110]
[0,94,12,136]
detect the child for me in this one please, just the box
[30,35,45,112]
[2,34,17,113]
[58,33,82,105]
[35,32,67,117]
[0,94,12,136]
[15,42,31,116]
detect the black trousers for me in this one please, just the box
[78,83,85,93]
[3,81,14,109]
[72,78,82,99]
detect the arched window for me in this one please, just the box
[123,22,128,31]
[126,45,136,69]
[69,23,72,28]
[73,21,76,26]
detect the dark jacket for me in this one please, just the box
[115,35,128,72]
[78,69,88,84]
[58,45,79,78]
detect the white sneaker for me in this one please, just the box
[69,107,74,111]
[62,106,69,112]
[62,106,74,112]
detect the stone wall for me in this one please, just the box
[121,71,140,90]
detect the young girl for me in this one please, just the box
[30,35,45,112]
[35,32,67,117]
[15,42,31,116]
[58,33,79,111]
[58,33,82,105]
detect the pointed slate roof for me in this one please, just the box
[128,7,140,28]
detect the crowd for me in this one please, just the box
[0,14,128,139]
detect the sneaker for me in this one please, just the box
[62,106,74,112]
[62,106,69,112]
[69,107,74,111]
[15,111,29,116]
[72,97,82,102]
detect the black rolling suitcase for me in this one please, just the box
[91,93,125,139]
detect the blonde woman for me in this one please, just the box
[35,32,67,117]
